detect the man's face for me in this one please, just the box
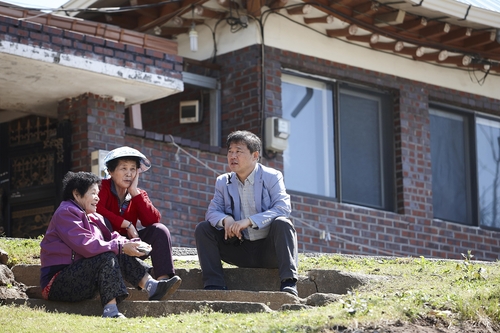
[227,141,258,177]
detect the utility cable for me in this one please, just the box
[167,134,221,177]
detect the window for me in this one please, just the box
[430,106,500,229]
[282,75,335,197]
[476,118,500,228]
[281,73,395,211]
[429,109,473,224]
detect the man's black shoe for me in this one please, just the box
[280,279,298,297]
[204,285,227,290]
[149,275,182,301]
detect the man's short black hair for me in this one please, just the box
[226,130,261,154]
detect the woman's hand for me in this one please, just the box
[126,223,139,239]
[128,172,140,197]
[121,220,139,239]
[122,241,145,257]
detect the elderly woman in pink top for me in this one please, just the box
[40,171,181,319]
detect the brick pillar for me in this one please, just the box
[218,46,262,139]
[397,84,433,219]
[57,93,126,171]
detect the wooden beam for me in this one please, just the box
[374,9,405,27]
[217,0,239,9]
[246,0,265,17]
[417,22,450,39]
[370,41,404,51]
[287,4,312,16]
[346,33,379,44]
[159,1,181,16]
[304,15,334,25]
[439,27,472,43]
[482,41,500,52]
[326,24,358,38]
[269,0,288,10]
[130,0,159,19]
[135,0,196,32]
[171,17,205,27]
[413,50,448,61]
[396,17,427,32]
[304,0,329,6]
[438,55,472,66]
[394,45,424,57]
[463,30,496,48]
[352,1,379,19]
[194,5,226,19]
[329,1,353,16]
[157,26,190,37]
[103,14,138,30]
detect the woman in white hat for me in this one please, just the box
[97,146,181,293]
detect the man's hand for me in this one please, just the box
[223,216,252,240]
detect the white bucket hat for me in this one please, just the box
[104,146,151,173]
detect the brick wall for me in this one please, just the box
[115,45,500,261]
[0,13,183,80]
[141,85,211,142]
[58,93,127,170]
[8,10,500,260]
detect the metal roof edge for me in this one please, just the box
[409,0,500,29]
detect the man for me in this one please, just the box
[195,130,299,296]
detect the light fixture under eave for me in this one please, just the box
[189,23,198,52]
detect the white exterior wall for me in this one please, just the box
[178,9,500,101]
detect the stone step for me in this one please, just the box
[12,264,377,298]
[25,287,302,311]
[10,264,383,315]
[12,265,319,297]
[1,298,277,317]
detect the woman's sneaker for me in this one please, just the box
[148,276,182,301]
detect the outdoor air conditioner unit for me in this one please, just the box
[179,100,200,124]
[91,150,109,179]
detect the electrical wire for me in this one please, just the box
[258,3,500,83]
[2,0,184,14]
[166,135,221,177]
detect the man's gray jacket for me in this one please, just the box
[205,163,291,233]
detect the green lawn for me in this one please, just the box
[1,237,499,333]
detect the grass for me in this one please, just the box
[1,237,500,332]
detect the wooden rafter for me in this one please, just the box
[326,24,358,37]
[130,0,159,19]
[440,27,472,44]
[51,0,500,71]
[194,5,226,19]
[287,4,312,15]
[346,33,379,43]
[304,15,334,24]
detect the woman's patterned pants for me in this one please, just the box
[48,252,151,307]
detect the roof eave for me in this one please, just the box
[409,0,500,29]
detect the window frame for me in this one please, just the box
[281,72,396,212]
[429,104,477,225]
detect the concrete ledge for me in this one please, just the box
[13,265,387,299]
[1,298,273,316]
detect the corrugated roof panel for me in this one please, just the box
[456,0,500,13]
